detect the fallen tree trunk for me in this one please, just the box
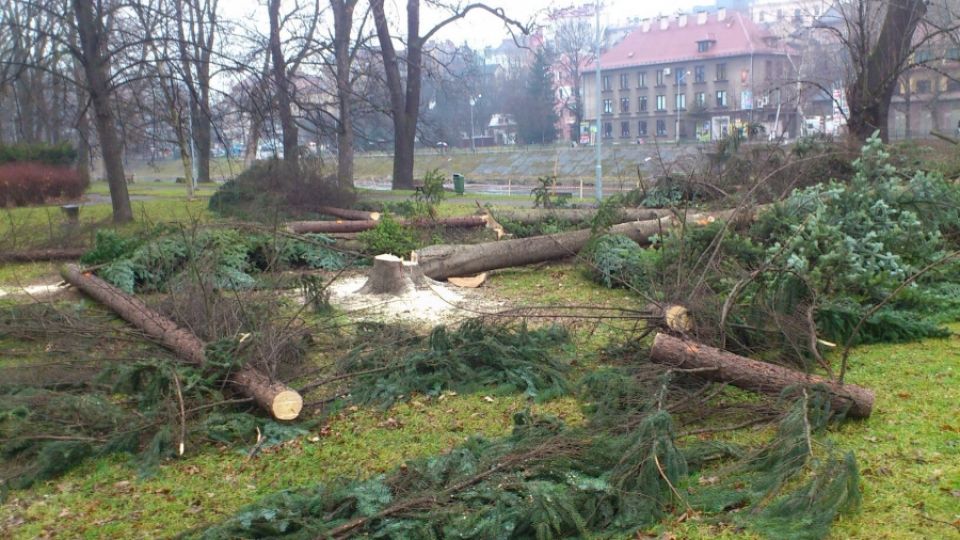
[494,207,672,224]
[414,208,741,280]
[0,248,87,263]
[318,206,381,221]
[649,333,874,418]
[59,264,302,420]
[288,215,489,234]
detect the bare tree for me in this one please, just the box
[369,0,528,189]
[553,16,592,143]
[172,0,218,183]
[267,0,322,170]
[72,0,133,222]
[330,0,363,188]
[820,0,960,141]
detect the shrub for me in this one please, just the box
[357,213,419,258]
[0,162,88,207]
[208,159,355,220]
[0,142,78,166]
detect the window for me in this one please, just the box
[695,92,706,107]
[916,80,932,93]
[603,99,613,114]
[715,63,727,81]
[656,119,667,137]
[765,60,773,80]
[639,96,648,112]
[697,40,713,53]
[675,93,686,110]
[694,65,705,83]
[638,71,647,88]
[947,78,960,92]
[656,95,666,111]
[621,121,630,138]
[638,120,647,136]
[620,73,630,90]
[656,69,665,86]
[620,97,630,113]
[948,48,960,61]
[603,122,613,138]
[675,68,686,85]
[716,90,727,107]
[602,75,612,91]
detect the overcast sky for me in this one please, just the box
[222,1,706,49]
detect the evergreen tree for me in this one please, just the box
[516,47,560,145]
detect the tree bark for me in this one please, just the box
[331,0,359,189]
[0,248,87,263]
[318,206,381,221]
[268,0,300,169]
[357,254,410,294]
[288,215,488,234]
[414,209,740,280]
[846,0,926,142]
[649,333,874,418]
[60,264,303,420]
[72,0,133,223]
[494,208,672,225]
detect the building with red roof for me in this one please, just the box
[583,8,800,143]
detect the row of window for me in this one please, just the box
[602,120,669,138]
[603,64,726,91]
[603,91,727,114]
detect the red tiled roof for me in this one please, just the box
[587,11,788,71]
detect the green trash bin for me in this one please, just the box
[453,173,465,195]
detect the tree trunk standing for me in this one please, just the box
[649,333,874,418]
[331,0,359,189]
[268,0,300,170]
[69,31,92,185]
[60,264,303,420]
[72,0,133,223]
[174,0,217,184]
[845,0,926,142]
[370,0,419,190]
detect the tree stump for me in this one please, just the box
[358,254,412,295]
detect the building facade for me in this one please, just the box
[583,8,799,144]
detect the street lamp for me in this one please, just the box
[676,70,691,143]
[469,94,481,152]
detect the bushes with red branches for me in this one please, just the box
[0,162,88,207]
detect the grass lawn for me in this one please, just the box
[1,185,958,539]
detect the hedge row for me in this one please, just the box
[0,142,78,166]
[0,162,88,207]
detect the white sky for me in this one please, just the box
[221,1,706,49]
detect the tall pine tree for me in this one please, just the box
[516,47,560,145]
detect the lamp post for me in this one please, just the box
[469,94,481,152]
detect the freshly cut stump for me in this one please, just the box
[649,333,875,418]
[358,254,412,295]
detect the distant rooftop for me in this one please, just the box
[588,9,788,71]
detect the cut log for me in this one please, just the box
[288,215,489,234]
[0,248,87,263]
[649,333,874,418]
[645,303,693,332]
[318,206,381,221]
[494,208,673,225]
[414,208,742,280]
[231,368,303,420]
[59,264,302,420]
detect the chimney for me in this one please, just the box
[641,18,651,32]
[659,16,669,30]
[717,8,727,21]
[697,11,707,25]
[678,13,688,28]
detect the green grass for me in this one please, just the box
[0,394,582,539]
